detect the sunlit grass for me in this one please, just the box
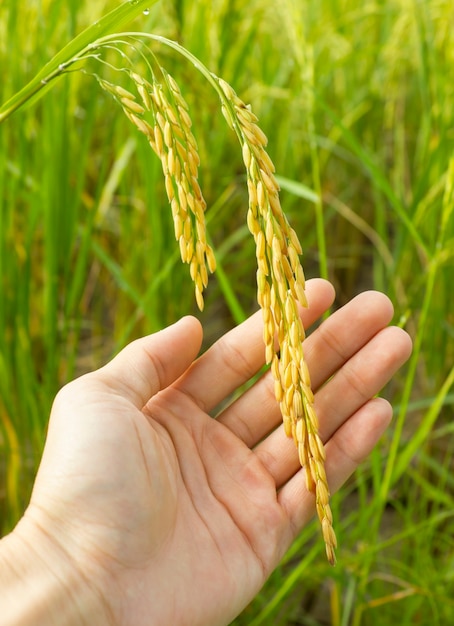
[1,0,454,623]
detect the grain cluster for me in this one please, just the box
[99,70,336,564]
[98,71,215,311]
[217,77,337,565]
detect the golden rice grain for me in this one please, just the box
[214,75,337,565]
[98,71,217,312]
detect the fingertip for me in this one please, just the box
[96,316,204,408]
[368,396,394,429]
[345,396,394,461]
[300,279,336,326]
[393,325,413,361]
[176,315,204,345]
[306,278,336,306]
[354,290,395,325]
[381,325,413,369]
[324,396,394,495]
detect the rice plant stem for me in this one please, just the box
[248,541,321,625]
[379,256,436,504]
[95,32,245,144]
[306,89,328,280]
[207,239,248,325]
[0,408,21,528]
[381,158,454,502]
[317,98,429,260]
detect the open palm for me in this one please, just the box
[22,279,411,626]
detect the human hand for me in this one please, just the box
[4,279,412,626]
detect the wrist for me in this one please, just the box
[0,515,113,626]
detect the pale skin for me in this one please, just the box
[0,279,412,626]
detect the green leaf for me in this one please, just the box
[276,175,320,204]
[0,0,160,122]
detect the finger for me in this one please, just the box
[305,290,395,391]
[255,325,412,487]
[94,316,203,408]
[315,325,412,442]
[278,397,393,537]
[175,279,335,413]
[218,290,397,446]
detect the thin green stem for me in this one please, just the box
[380,157,454,504]
[93,32,247,148]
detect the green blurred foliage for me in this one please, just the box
[1,0,454,623]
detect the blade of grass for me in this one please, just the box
[381,157,454,503]
[393,365,454,483]
[248,541,322,626]
[316,97,429,260]
[276,176,319,205]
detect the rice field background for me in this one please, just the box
[1,0,454,624]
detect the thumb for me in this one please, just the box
[95,316,203,408]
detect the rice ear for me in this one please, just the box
[98,71,214,311]
[217,76,337,565]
